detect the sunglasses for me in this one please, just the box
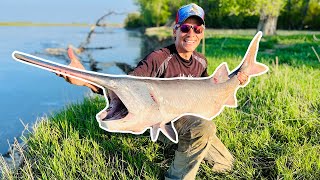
[177,24,205,34]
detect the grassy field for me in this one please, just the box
[1,30,319,179]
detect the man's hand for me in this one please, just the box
[57,46,101,93]
[237,72,249,85]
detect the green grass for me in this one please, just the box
[199,32,320,179]
[1,30,320,179]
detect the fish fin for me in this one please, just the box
[225,94,237,107]
[229,31,268,79]
[211,63,230,84]
[247,62,269,76]
[160,123,178,143]
[150,125,160,142]
[241,31,268,76]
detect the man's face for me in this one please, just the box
[174,17,204,54]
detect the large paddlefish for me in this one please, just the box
[12,31,268,143]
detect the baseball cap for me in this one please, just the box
[175,3,205,25]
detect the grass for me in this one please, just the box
[1,30,320,179]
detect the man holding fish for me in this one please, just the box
[62,3,248,180]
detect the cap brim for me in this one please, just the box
[180,15,205,25]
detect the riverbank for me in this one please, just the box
[1,29,319,179]
[0,140,25,177]
[0,25,142,155]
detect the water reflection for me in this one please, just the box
[44,27,141,74]
[85,53,102,72]
[0,26,142,154]
[44,47,135,74]
[0,25,170,154]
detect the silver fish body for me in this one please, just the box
[12,31,268,143]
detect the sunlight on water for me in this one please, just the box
[0,26,142,154]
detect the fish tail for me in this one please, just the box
[229,31,268,78]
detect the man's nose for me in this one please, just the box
[187,27,196,36]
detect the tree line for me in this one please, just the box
[125,0,320,35]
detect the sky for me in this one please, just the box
[0,0,139,24]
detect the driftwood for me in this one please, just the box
[46,11,122,55]
[77,11,124,53]
[44,11,131,72]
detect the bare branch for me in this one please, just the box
[78,11,126,52]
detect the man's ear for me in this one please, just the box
[173,28,178,42]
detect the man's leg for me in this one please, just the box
[165,116,217,180]
[203,135,234,172]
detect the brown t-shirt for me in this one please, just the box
[99,44,208,95]
[129,44,208,78]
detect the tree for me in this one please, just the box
[256,0,287,35]
[300,0,311,29]
[136,0,171,27]
[200,0,287,34]
[132,0,319,31]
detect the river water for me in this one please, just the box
[0,26,142,154]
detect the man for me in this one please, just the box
[62,3,247,179]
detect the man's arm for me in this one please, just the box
[201,68,209,77]
[59,47,103,94]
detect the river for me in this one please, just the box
[0,26,143,154]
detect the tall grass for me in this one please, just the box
[200,32,320,179]
[1,30,319,179]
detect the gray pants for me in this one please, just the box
[164,116,234,180]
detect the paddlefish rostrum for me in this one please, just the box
[12,31,268,143]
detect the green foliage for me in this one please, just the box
[136,0,171,27]
[201,0,257,28]
[127,0,320,30]
[256,0,287,17]
[278,0,320,30]
[279,0,308,29]
[124,12,143,29]
[199,31,320,179]
[304,0,320,29]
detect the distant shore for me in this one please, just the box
[0,21,124,28]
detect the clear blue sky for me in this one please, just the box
[0,0,139,24]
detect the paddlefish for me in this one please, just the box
[12,31,268,143]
